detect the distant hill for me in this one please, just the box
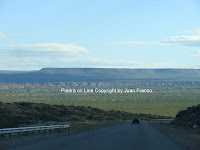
[0,102,166,128]
[0,70,33,74]
[0,68,200,82]
[171,104,200,127]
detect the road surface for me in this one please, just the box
[10,122,182,150]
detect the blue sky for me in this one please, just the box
[0,0,200,70]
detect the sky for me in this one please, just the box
[0,0,200,70]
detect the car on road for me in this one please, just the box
[132,117,140,124]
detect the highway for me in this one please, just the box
[10,122,182,150]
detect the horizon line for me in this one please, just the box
[0,67,199,72]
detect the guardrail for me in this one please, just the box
[0,124,70,140]
[151,119,174,121]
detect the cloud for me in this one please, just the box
[185,29,200,35]
[194,50,200,56]
[106,42,158,46]
[1,43,89,57]
[0,32,23,38]
[162,35,200,46]
[0,51,194,70]
[0,40,198,70]
[106,35,200,47]
[0,43,92,70]
[0,42,150,70]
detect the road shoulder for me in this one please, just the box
[150,122,200,150]
[0,121,127,150]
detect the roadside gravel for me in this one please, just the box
[150,123,200,150]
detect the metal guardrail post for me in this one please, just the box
[9,133,12,138]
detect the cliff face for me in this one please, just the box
[171,104,200,127]
[1,81,200,89]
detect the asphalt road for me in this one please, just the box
[10,122,182,150]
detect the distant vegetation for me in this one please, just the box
[0,68,200,123]
[0,102,167,128]
[0,87,200,117]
